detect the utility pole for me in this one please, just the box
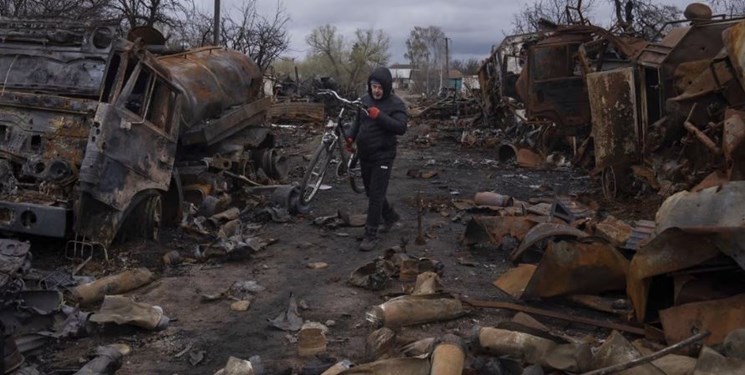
[444,37,450,90]
[213,0,221,46]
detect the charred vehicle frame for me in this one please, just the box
[0,21,283,250]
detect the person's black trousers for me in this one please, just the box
[360,159,394,232]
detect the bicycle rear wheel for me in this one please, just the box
[348,153,365,194]
[300,142,333,204]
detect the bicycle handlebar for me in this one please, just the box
[317,89,369,116]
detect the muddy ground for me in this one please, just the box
[31,119,658,374]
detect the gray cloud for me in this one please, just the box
[196,0,696,64]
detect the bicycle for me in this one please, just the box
[299,89,366,204]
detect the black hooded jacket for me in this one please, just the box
[350,67,408,162]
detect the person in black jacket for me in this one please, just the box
[347,67,408,251]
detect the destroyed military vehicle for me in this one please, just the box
[479,3,745,198]
[0,20,283,249]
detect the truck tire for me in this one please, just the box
[118,193,162,243]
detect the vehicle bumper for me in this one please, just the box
[0,201,70,238]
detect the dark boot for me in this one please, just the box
[359,226,380,252]
[379,206,400,233]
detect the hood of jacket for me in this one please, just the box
[367,67,393,100]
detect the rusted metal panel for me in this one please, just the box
[660,294,745,346]
[522,240,629,299]
[587,67,640,169]
[492,263,536,300]
[627,228,721,322]
[511,222,589,262]
[516,148,543,168]
[655,182,745,232]
[723,20,745,93]
[637,44,672,68]
[724,109,745,180]
[661,21,740,101]
[691,170,730,192]
[654,181,745,269]
[180,96,270,146]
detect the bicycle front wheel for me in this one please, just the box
[300,142,334,204]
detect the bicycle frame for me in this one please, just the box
[299,90,366,204]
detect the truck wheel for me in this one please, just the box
[119,193,162,242]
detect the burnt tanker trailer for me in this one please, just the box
[0,22,281,249]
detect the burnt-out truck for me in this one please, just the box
[0,20,282,248]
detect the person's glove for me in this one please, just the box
[345,137,355,154]
[368,106,380,119]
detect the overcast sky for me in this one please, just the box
[196,0,697,64]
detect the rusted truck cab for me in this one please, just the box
[0,21,129,241]
[517,31,592,136]
[587,12,745,197]
[0,21,272,247]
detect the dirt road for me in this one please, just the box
[39,121,622,374]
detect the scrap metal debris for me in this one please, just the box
[268,293,303,332]
[71,268,154,306]
[89,295,170,331]
[72,344,130,375]
[10,3,745,375]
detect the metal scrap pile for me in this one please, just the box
[478,3,745,201]
[0,240,171,374]
[459,179,745,373]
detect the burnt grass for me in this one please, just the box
[31,121,659,374]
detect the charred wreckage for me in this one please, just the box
[0,20,286,249]
[478,3,745,199]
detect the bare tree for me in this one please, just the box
[347,28,390,90]
[221,0,290,72]
[305,24,391,95]
[451,58,481,76]
[171,0,213,47]
[405,26,446,94]
[709,0,745,16]
[170,0,290,72]
[511,0,597,33]
[108,0,184,30]
[306,24,345,79]
[710,0,745,16]
[0,0,113,21]
[611,0,681,40]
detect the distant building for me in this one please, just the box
[447,69,464,91]
[389,63,415,90]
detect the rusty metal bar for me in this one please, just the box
[581,331,710,375]
[461,298,645,335]
[415,191,426,245]
[684,121,722,155]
